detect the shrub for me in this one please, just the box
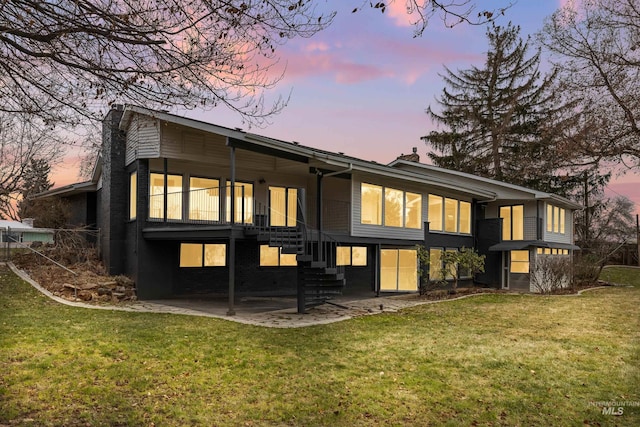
[531,255,571,294]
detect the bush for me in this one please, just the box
[531,256,571,294]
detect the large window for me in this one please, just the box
[150,173,183,220]
[189,177,220,221]
[260,245,297,266]
[337,246,367,266]
[129,171,137,220]
[179,243,226,267]
[361,183,382,225]
[500,205,524,241]
[547,204,566,234]
[269,186,297,227]
[428,195,471,234]
[380,249,417,291]
[510,250,529,273]
[361,183,422,229]
[226,182,253,224]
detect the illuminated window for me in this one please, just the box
[547,204,566,234]
[429,248,443,281]
[380,249,417,291]
[444,198,458,232]
[361,183,383,225]
[405,192,422,229]
[189,177,219,221]
[180,243,203,267]
[428,195,443,231]
[384,188,404,227]
[260,245,297,267]
[180,243,226,267]
[269,186,297,227]
[336,246,368,266]
[537,248,543,255]
[459,201,471,234]
[149,173,183,220]
[500,205,524,241]
[204,244,226,266]
[510,250,529,273]
[226,182,253,224]
[129,171,137,220]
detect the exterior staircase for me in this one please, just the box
[253,223,345,313]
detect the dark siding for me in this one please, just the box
[509,273,530,291]
[99,106,127,275]
[476,218,501,286]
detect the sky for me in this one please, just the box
[54,0,640,215]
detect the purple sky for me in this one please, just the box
[55,0,639,214]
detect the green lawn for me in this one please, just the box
[1,266,638,426]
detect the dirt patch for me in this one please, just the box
[12,251,136,304]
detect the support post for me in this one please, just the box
[163,158,168,223]
[228,145,236,316]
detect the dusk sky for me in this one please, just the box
[54,0,640,214]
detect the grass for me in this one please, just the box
[1,265,639,426]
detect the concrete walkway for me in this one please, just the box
[6,262,431,328]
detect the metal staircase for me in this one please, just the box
[250,202,345,313]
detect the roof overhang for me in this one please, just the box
[489,241,581,251]
[33,181,97,199]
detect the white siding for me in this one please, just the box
[125,114,161,166]
[543,206,573,244]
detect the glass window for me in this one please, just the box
[544,248,551,255]
[259,245,297,266]
[500,205,524,241]
[405,192,422,229]
[560,208,566,234]
[337,246,368,266]
[337,247,351,266]
[428,195,443,231]
[280,251,298,266]
[500,206,512,241]
[361,183,382,225]
[384,187,404,227]
[536,248,543,255]
[180,243,203,267]
[380,249,416,291]
[204,244,226,267]
[352,247,367,266]
[429,248,443,281]
[397,249,417,291]
[269,186,298,227]
[260,245,279,266]
[444,198,458,232]
[226,182,253,224]
[547,204,553,232]
[510,250,529,273]
[129,171,137,220]
[553,206,560,233]
[459,201,471,234]
[149,173,183,220]
[512,205,524,240]
[189,177,219,221]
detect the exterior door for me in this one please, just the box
[269,186,298,227]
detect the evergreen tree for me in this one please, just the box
[17,158,54,221]
[424,22,576,193]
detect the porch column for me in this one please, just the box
[227,143,236,316]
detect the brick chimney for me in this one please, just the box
[396,147,420,162]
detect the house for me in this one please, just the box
[37,105,581,313]
[0,219,54,246]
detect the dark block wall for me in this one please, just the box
[99,106,127,275]
[475,218,501,286]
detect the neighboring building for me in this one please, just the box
[0,219,54,245]
[37,105,582,312]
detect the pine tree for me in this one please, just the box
[424,22,574,193]
[17,159,54,221]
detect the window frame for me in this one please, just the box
[499,204,524,241]
[336,246,368,266]
[129,171,137,220]
[149,172,184,221]
[259,245,298,267]
[225,181,254,224]
[361,183,423,229]
[510,250,530,274]
[188,176,220,222]
[179,243,227,268]
[428,194,472,235]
